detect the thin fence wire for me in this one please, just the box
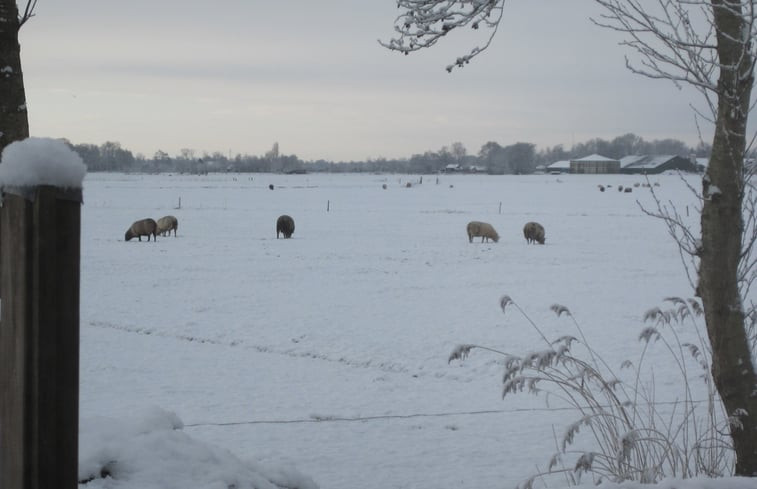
[184,399,709,428]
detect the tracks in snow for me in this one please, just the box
[86,320,422,377]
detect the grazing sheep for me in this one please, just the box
[276,215,295,239]
[523,221,546,245]
[156,215,178,237]
[125,218,158,242]
[466,221,499,243]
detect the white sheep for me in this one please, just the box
[156,215,178,237]
[466,221,499,243]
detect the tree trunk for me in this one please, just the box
[0,0,30,300]
[0,0,30,152]
[699,0,757,476]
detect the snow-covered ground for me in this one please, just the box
[76,172,753,488]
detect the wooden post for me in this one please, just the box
[0,185,82,489]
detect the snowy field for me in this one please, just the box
[77,171,739,488]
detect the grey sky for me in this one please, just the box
[20,1,711,161]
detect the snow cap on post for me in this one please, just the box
[0,137,86,193]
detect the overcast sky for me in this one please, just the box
[20,1,716,162]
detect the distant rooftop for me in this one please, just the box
[572,154,618,162]
[547,160,571,169]
[620,155,678,169]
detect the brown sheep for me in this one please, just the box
[276,215,295,239]
[125,218,158,242]
[523,221,545,244]
[466,221,499,243]
[156,215,178,237]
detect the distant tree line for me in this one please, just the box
[63,133,715,175]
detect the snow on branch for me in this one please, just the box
[379,0,505,72]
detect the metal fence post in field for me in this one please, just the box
[0,139,85,489]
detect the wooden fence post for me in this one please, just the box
[0,185,82,489]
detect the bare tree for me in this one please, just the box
[450,141,467,164]
[383,0,757,476]
[0,0,36,152]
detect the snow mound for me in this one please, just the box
[78,407,319,489]
[0,137,86,189]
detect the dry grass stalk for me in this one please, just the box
[449,296,733,487]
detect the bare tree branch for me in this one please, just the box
[18,0,37,28]
[592,1,722,100]
[379,0,505,72]
[638,177,702,291]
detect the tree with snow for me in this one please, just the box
[0,0,35,152]
[383,0,757,476]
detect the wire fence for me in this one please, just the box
[184,399,708,428]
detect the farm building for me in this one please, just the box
[619,155,699,174]
[546,160,571,174]
[570,154,620,174]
